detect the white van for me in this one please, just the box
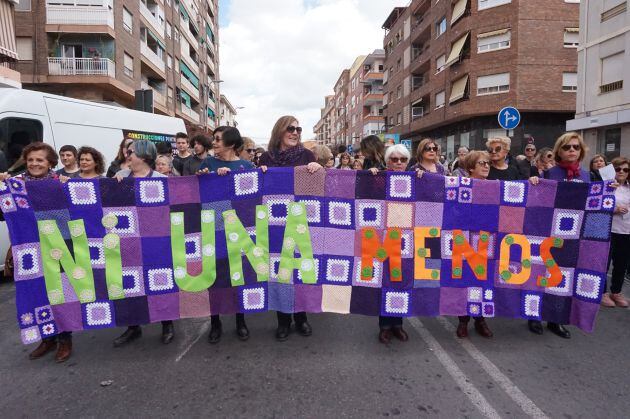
[0,88,187,273]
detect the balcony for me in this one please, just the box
[361,71,384,83]
[140,42,165,74]
[180,47,200,75]
[207,0,216,18]
[139,0,165,39]
[180,104,200,123]
[141,82,166,106]
[48,57,115,77]
[0,61,21,89]
[364,113,384,122]
[45,1,114,33]
[180,76,200,100]
[363,91,384,105]
[181,24,199,51]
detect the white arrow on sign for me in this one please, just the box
[503,110,517,127]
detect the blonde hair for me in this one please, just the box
[461,150,490,174]
[312,145,333,167]
[268,115,300,152]
[485,136,511,150]
[415,138,441,163]
[552,132,587,163]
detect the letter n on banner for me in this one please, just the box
[451,230,489,280]
[38,219,96,305]
[361,227,402,281]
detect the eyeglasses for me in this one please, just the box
[561,144,581,151]
[126,149,134,157]
[615,167,630,173]
[476,160,490,167]
[246,148,256,153]
[287,125,303,134]
[423,146,438,152]
[389,157,409,164]
[487,146,503,154]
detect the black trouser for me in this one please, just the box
[609,233,630,294]
[211,313,245,326]
[130,320,172,329]
[458,315,484,322]
[277,311,307,328]
[43,331,72,343]
[378,316,402,329]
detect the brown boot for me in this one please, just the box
[456,316,470,338]
[55,339,72,363]
[29,339,57,360]
[474,317,493,338]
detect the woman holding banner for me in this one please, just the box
[259,116,322,342]
[198,126,256,343]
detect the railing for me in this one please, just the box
[181,52,200,75]
[180,104,200,122]
[46,5,114,28]
[48,57,115,77]
[207,0,216,18]
[207,54,215,73]
[139,1,165,38]
[140,42,165,73]
[180,76,200,99]
[181,24,199,51]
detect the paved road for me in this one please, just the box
[0,281,628,418]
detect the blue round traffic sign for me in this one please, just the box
[498,107,521,130]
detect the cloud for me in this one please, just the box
[219,0,401,145]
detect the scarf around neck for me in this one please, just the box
[268,145,306,167]
[23,170,58,181]
[558,160,581,181]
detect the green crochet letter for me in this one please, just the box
[223,205,270,287]
[38,219,96,305]
[277,202,317,284]
[170,210,217,292]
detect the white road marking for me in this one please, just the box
[175,320,210,363]
[408,318,502,419]
[435,317,549,419]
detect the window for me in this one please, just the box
[477,30,511,53]
[450,74,469,103]
[601,1,627,22]
[16,37,33,61]
[435,90,445,109]
[562,72,578,92]
[445,32,470,68]
[0,117,44,172]
[436,54,446,74]
[167,22,172,39]
[397,85,402,99]
[478,0,511,10]
[15,0,30,11]
[436,17,447,38]
[123,7,133,34]
[601,52,624,93]
[167,54,173,69]
[167,87,173,100]
[397,113,402,125]
[477,72,509,95]
[451,0,468,25]
[123,53,134,78]
[564,28,579,48]
[174,28,180,42]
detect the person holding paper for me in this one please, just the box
[589,154,607,182]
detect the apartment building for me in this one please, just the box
[314,50,386,148]
[382,0,579,160]
[13,0,220,133]
[0,0,21,88]
[567,0,629,161]
[219,94,238,127]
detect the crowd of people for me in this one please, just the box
[0,115,628,363]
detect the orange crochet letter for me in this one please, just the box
[538,237,564,287]
[414,227,441,280]
[451,230,488,280]
[360,227,403,282]
[498,234,532,285]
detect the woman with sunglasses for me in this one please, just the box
[456,151,494,339]
[238,137,257,163]
[485,137,522,180]
[372,144,412,344]
[312,145,334,168]
[337,152,354,170]
[602,157,630,308]
[113,140,176,347]
[411,138,446,175]
[589,154,607,182]
[106,138,133,178]
[259,116,323,342]
[534,147,555,176]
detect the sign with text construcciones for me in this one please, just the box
[0,169,614,344]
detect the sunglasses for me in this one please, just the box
[615,167,630,173]
[424,146,438,152]
[487,146,503,154]
[246,148,256,153]
[389,157,409,164]
[561,144,581,151]
[477,160,490,167]
[525,148,536,152]
[126,149,134,157]
[287,125,303,134]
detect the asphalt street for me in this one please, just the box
[0,281,628,418]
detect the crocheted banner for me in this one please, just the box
[0,169,615,344]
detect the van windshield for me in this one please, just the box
[0,118,44,175]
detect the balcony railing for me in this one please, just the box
[139,1,165,38]
[140,42,165,73]
[180,104,200,122]
[46,4,114,29]
[181,52,200,75]
[48,57,115,77]
[181,24,199,51]
[180,76,200,99]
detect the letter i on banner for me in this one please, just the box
[277,202,316,284]
[360,227,403,281]
[38,219,96,305]
[451,230,489,280]
[414,227,441,280]
[170,210,217,292]
[101,214,124,300]
[223,206,270,286]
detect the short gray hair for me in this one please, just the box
[486,136,511,150]
[132,140,157,166]
[385,144,411,161]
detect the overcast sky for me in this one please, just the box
[218,0,401,145]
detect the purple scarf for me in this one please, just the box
[22,170,59,181]
[266,145,307,167]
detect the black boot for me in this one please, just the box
[113,326,142,347]
[236,315,249,341]
[161,321,174,344]
[296,321,312,337]
[528,320,543,335]
[208,318,222,344]
[547,322,571,339]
